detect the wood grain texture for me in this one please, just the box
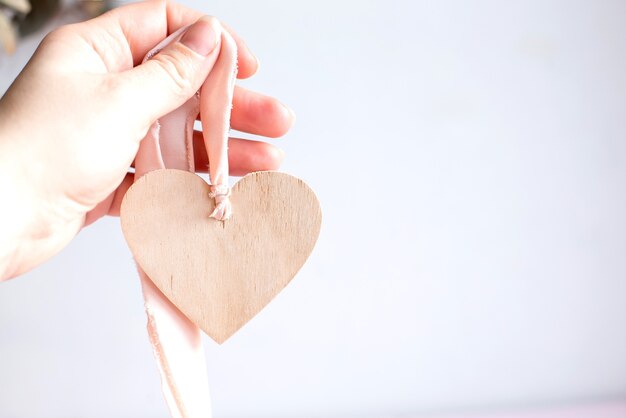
[120,170,322,344]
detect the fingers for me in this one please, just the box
[130,135,283,172]
[232,86,295,137]
[86,0,258,76]
[116,16,223,127]
[99,136,284,220]
[192,133,284,176]
[198,86,296,137]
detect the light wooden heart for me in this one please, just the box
[120,169,322,343]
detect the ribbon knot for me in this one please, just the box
[208,184,232,220]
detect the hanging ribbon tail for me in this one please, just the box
[131,25,220,418]
[200,30,238,221]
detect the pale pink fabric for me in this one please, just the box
[132,24,238,417]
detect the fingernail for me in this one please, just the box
[180,17,219,56]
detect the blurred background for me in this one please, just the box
[1,0,625,417]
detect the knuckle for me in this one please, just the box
[41,24,74,45]
[152,50,195,96]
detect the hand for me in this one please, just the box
[0,0,294,280]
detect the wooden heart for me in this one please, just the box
[120,169,322,343]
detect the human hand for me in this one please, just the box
[0,0,294,279]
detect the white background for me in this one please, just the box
[1,1,625,417]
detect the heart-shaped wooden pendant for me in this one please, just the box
[120,169,321,343]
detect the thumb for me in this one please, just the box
[116,16,222,124]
